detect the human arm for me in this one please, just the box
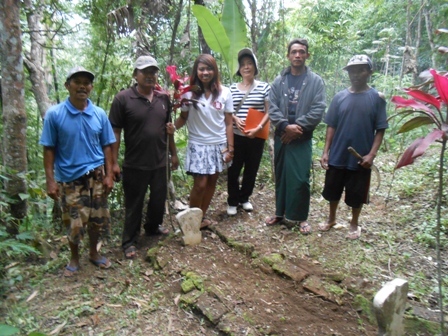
[224,112,234,163]
[359,129,385,169]
[295,76,326,131]
[268,77,289,131]
[102,144,115,195]
[111,127,122,181]
[321,126,336,170]
[168,132,179,170]
[174,110,188,131]
[43,146,59,201]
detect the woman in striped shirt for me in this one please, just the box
[227,48,270,216]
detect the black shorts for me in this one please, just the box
[322,166,371,208]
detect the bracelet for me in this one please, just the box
[173,124,177,132]
[258,124,263,130]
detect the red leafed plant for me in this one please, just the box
[390,66,448,333]
[390,69,448,169]
[155,65,200,110]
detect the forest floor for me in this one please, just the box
[1,150,447,335]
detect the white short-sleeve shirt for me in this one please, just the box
[181,86,234,145]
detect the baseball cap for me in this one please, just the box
[134,55,160,70]
[236,48,259,76]
[343,55,373,70]
[66,66,95,81]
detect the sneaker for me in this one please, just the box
[227,205,237,216]
[240,202,253,212]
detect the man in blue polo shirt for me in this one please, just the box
[40,66,116,277]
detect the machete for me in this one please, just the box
[347,146,381,192]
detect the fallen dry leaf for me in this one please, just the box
[49,321,67,335]
[91,313,100,326]
[174,294,181,305]
[26,290,38,302]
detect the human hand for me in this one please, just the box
[166,122,176,135]
[103,175,114,195]
[281,125,303,144]
[233,116,245,132]
[112,163,121,182]
[359,154,375,169]
[320,154,329,170]
[46,180,60,201]
[171,154,179,170]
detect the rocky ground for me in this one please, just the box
[1,151,446,335]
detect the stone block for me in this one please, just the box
[176,207,202,246]
[373,278,408,336]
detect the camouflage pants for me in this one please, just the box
[59,166,110,245]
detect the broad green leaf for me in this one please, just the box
[192,5,231,73]
[397,116,435,134]
[28,333,47,336]
[222,0,248,80]
[18,193,30,200]
[0,324,19,335]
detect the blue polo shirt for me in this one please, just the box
[40,98,116,182]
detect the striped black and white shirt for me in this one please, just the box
[230,81,270,135]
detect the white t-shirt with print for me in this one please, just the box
[181,86,234,145]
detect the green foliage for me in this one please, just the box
[221,0,248,77]
[192,5,231,71]
[192,0,247,82]
[0,324,19,336]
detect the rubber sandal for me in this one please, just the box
[89,256,111,269]
[318,222,336,232]
[146,225,170,236]
[63,265,80,277]
[265,216,283,226]
[347,226,362,240]
[124,246,137,259]
[201,217,217,230]
[299,221,312,235]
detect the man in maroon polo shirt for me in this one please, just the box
[109,55,179,259]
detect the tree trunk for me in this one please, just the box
[23,0,52,119]
[423,8,437,69]
[0,0,28,234]
[194,0,211,54]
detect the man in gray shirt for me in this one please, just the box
[266,38,326,234]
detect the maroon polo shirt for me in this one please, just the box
[109,84,171,170]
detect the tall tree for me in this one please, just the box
[0,0,28,233]
[23,0,53,119]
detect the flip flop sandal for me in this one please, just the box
[265,216,283,226]
[146,226,170,236]
[299,222,312,235]
[318,222,336,232]
[347,227,362,240]
[89,256,112,269]
[124,246,137,259]
[63,265,80,277]
[201,218,217,229]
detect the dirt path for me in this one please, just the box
[1,157,445,335]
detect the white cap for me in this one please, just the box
[66,66,95,81]
[134,55,159,70]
